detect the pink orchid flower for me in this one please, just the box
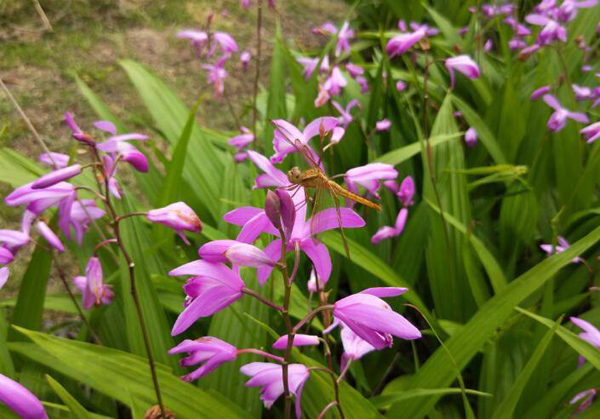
[74,257,114,310]
[542,94,589,132]
[332,99,359,128]
[445,55,480,89]
[39,152,69,169]
[0,373,48,419]
[241,362,310,418]
[168,260,245,335]
[581,122,600,144]
[386,28,427,58]
[344,163,398,200]
[147,202,202,244]
[168,337,238,381]
[371,208,408,244]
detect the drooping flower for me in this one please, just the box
[240,362,310,418]
[571,317,600,367]
[526,14,567,45]
[345,63,363,79]
[177,30,209,54]
[147,202,202,244]
[375,119,391,132]
[39,152,69,169]
[581,122,600,144]
[340,323,375,370]
[95,131,149,173]
[570,389,596,412]
[211,32,238,57]
[332,287,421,349]
[344,163,398,200]
[272,334,320,350]
[6,181,75,215]
[539,236,581,263]
[228,127,255,155]
[240,50,251,71]
[168,337,238,381]
[59,198,105,245]
[169,260,245,335]
[371,208,408,244]
[531,85,551,101]
[386,28,427,58]
[332,100,359,128]
[74,257,114,310]
[0,267,8,289]
[465,127,478,147]
[202,56,228,98]
[323,66,347,97]
[36,221,64,252]
[0,373,48,419]
[542,94,589,132]
[445,55,480,89]
[397,176,415,206]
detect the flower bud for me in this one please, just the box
[147,202,202,244]
[465,127,478,147]
[272,334,320,350]
[198,240,238,263]
[397,176,415,206]
[36,221,64,252]
[224,243,275,268]
[275,189,295,235]
[265,190,282,230]
[32,164,82,189]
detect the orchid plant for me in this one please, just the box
[3,0,600,418]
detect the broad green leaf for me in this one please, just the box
[10,327,249,419]
[46,375,93,419]
[376,133,461,165]
[490,318,558,419]
[385,223,600,418]
[372,388,491,409]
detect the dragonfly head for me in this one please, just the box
[287,167,302,184]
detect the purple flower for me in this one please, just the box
[64,112,94,146]
[332,288,420,349]
[147,202,202,244]
[543,94,589,132]
[169,261,245,335]
[446,55,480,89]
[396,80,407,92]
[465,127,478,147]
[344,163,398,200]
[297,57,328,80]
[340,323,375,368]
[540,236,581,263]
[571,317,600,367]
[272,334,320,350]
[202,57,228,98]
[95,132,149,173]
[94,120,117,134]
[518,44,541,59]
[570,389,596,412]
[484,39,493,53]
[509,38,528,51]
[36,221,64,252]
[581,122,600,144]
[168,337,238,381]
[323,66,347,96]
[265,189,296,236]
[6,182,75,215]
[225,243,275,268]
[177,30,209,54]
[526,14,566,45]
[39,152,69,169]
[0,267,8,289]
[332,100,359,128]
[271,118,344,164]
[0,373,48,419]
[59,198,105,245]
[397,176,415,206]
[74,257,114,310]
[32,164,82,190]
[375,119,391,132]
[240,362,310,417]
[371,208,408,244]
[356,76,369,93]
[313,22,337,36]
[557,0,598,22]
[345,63,363,79]
[240,50,251,71]
[0,247,14,265]
[386,28,427,58]
[531,85,551,101]
[335,21,354,57]
[228,127,255,152]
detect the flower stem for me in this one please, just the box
[278,227,295,419]
[242,287,284,311]
[293,305,334,333]
[237,348,284,363]
[317,401,339,419]
[90,149,166,419]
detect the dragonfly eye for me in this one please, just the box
[287,167,301,182]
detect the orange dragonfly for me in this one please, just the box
[273,120,381,258]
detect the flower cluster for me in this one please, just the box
[168,117,421,417]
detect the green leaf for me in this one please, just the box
[119,60,224,222]
[384,222,600,418]
[372,388,491,409]
[8,245,52,342]
[10,327,250,419]
[375,133,461,165]
[490,318,558,419]
[46,375,93,419]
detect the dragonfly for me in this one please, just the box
[274,120,381,258]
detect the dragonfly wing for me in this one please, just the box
[330,188,351,259]
[309,184,324,244]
